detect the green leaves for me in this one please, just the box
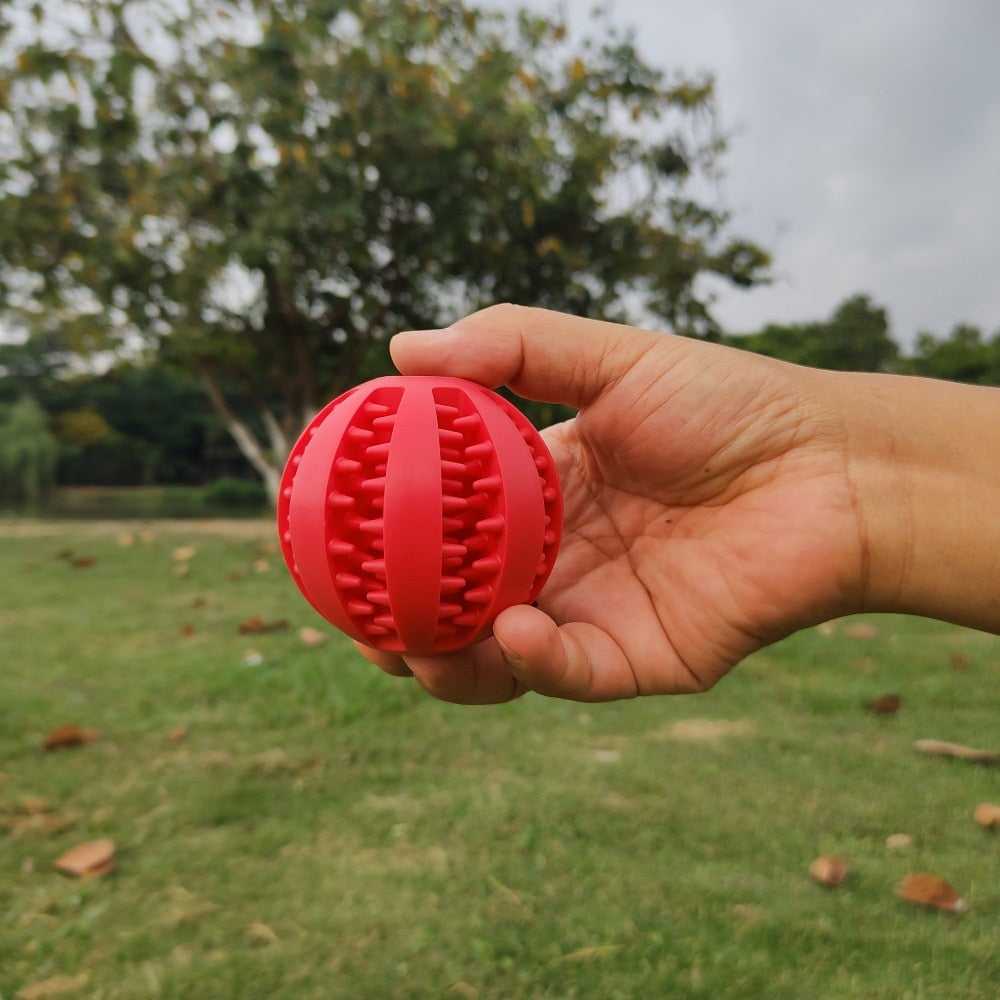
[1,0,771,494]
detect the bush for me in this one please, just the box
[202,476,268,510]
[0,396,59,508]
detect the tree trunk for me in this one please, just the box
[198,365,283,505]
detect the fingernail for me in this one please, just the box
[393,327,454,341]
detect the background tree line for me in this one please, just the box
[3,291,996,510]
[0,1,996,510]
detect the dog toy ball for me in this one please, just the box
[277,375,562,656]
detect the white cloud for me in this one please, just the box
[489,0,1000,344]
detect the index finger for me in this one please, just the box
[389,304,660,409]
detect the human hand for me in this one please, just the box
[355,304,871,703]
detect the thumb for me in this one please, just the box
[389,304,660,409]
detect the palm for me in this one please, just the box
[534,348,864,696]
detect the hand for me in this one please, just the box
[355,304,869,703]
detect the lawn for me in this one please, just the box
[1,520,997,1000]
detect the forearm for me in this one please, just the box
[834,370,1000,632]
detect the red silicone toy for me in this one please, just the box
[277,375,562,656]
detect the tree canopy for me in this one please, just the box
[0,0,770,498]
[726,294,899,373]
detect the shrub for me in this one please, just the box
[202,476,268,510]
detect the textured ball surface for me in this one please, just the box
[277,376,562,655]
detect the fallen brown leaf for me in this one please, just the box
[885,833,914,850]
[949,651,968,671]
[168,725,188,743]
[180,623,196,636]
[16,972,89,1000]
[864,694,902,715]
[557,944,625,963]
[973,802,1000,829]
[914,739,1000,765]
[20,795,52,816]
[68,556,96,569]
[4,798,81,839]
[159,885,219,927]
[843,622,881,640]
[239,616,289,635]
[809,854,848,887]
[172,545,196,562]
[54,838,116,879]
[244,921,281,946]
[446,983,480,1000]
[43,724,101,751]
[7,811,80,839]
[898,872,966,912]
[298,626,327,646]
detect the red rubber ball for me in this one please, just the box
[277,375,562,656]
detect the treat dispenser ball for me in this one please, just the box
[277,376,562,656]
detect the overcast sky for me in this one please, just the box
[491,0,1000,345]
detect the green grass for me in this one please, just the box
[1,520,998,1000]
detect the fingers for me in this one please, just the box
[353,641,413,677]
[354,637,529,705]
[492,604,642,702]
[389,304,660,409]
[358,603,688,704]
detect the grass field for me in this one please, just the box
[1,520,998,1000]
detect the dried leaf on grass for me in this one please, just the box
[842,622,881,640]
[299,626,327,646]
[446,983,480,1000]
[3,798,80,839]
[809,855,848,887]
[43,724,101,751]
[244,921,281,946]
[973,802,1000,829]
[172,546,196,562]
[15,973,90,999]
[914,739,1000,765]
[885,833,914,850]
[238,616,289,635]
[898,872,966,913]
[20,795,51,816]
[159,885,220,927]
[54,838,116,879]
[557,944,625,963]
[68,556,96,569]
[864,694,902,715]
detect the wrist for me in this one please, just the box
[834,371,1000,631]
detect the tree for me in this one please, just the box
[729,294,898,372]
[905,323,1000,385]
[0,396,59,508]
[0,0,771,500]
